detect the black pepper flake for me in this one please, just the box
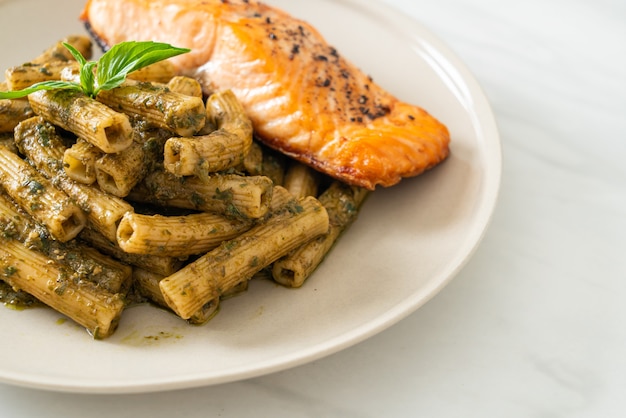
[266,17,272,24]
[358,95,368,105]
[408,115,415,120]
[315,55,328,62]
[269,32,277,40]
[291,44,300,55]
[316,78,331,87]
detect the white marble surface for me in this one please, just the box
[1,0,624,416]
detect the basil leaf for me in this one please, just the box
[0,80,81,100]
[95,41,190,95]
[62,42,88,67]
[0,40,190,100]
[80,61,97,98]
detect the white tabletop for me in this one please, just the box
[1,0,625,416]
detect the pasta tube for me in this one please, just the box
[0,192,130,294]
[242,139,286,186]
[132,169,274,220]
[0,145,86,242]
[159,196,329,320]
[5,61,79,91]
[80,227,184,277]
[1,81,33,134]
[283,161,320,199]
[14,116,133,242]
[272,182,369,288]
[0,134,18,154]
[127,60,176,84]
[0,98,34,133]
[96,81,206,137]
[241,140,263,175]
[132,268,220,325]
[28,89,133,153]
[0,238,125,339]
[63,139,101,184]
[164,90,253,176]
[167,76,203,99]
[95,141,146,197]
[117,211,253,257]
[30,34,93,64]
[94,124,168,197]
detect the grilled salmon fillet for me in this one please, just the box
[80,0,450,190]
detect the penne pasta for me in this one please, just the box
[163,90,253,176]
[96,81,206,137]
[166,76,203,98]
[272,182,369,288]
[242,139,287,186]
[283,160,320,199]
[0,238,125,339]
[30,34,93,64]
[0,144,86,242]
[0,34,375,335]
[127,60,176,84]
[63,139,102,184]
[0,97,34,133]
[4,61,79,91]
[14,116,134,242]
[131,169,274,220]
[94,124,168,197]
[95,141,146,197]
[80,227,184,277]
[0,191,131,294]
[117,210,253,257]
[131,267,221,325]
[159,196,329,320]
[28,89,133,153]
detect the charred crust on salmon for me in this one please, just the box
[83,22,110,52]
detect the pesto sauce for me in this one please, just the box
[0,280,41,309]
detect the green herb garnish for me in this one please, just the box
[0,41,190,99]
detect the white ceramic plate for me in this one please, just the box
[0,0,501,393]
